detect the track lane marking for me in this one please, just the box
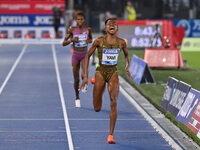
[0,44,27,95]
[52,44,74,150]
[120,86,183,150]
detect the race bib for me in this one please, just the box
[74,34,88,47]
[102,49,120,65]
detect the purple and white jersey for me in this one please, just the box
[73,26,88,47]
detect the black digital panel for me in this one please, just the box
[118,25,162,48]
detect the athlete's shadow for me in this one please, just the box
[80,106,136,117]
[80,107,110,114]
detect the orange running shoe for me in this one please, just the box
[107,135,115,144]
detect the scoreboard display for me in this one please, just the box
[118,25,162,48]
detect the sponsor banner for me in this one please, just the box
[143,48,184,67]
[0,14,64,27]
[0,39,63,44]
[161,77,179,110]
[173,26,185,46]
[187,98,200,138]
[0,27,65,39]
[129,55,155,84]
[173,19,200,37]
[176,88,200,125]
[167,81,191,116]
[180,38,200,52]
[0,0,65,14]
[129,55,147,84]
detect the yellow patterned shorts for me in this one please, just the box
[96,65,117,82]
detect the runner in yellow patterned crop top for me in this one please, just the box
[80,18,132,144]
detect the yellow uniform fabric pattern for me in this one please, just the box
[96,36,121,82]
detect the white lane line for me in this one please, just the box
[0,44,27,95]
[120,86,183,150]
[51,44,74,150]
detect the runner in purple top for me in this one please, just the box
[62,13,92,107]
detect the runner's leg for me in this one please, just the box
[107,72,119,135]
[72,63,80,99]
[93,72,106,112]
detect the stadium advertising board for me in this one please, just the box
[0,0,65,39]
[167,81,191,116]
[161,77,179,110]
[0,0,65,14]
[0,14,65,27]
[176,88,200,125]
[129,55,154,84]
[173,19,200,37]
[143,48,184,67]
[187,98,200,138]
[129,55,146,84]
[180,38,200,52]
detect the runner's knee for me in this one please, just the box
[110,99,117,108]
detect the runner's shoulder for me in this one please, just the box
[117,37,125,43]
[92,36,104,46]
[67,26,74,34]
[118,37,127,46]
[96,36,104,41]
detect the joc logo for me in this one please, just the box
[33,16,52,25]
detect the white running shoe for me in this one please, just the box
[75,99,81,108]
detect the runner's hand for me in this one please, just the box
[125,66,134,80]
[79,77,88,91]
[71,37,79,42]
[85,38,91,44]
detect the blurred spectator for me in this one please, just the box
[125,1,136,21]
[52,6,62,38]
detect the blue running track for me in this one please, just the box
[0,43,173,150]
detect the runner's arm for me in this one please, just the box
[83,39,99,78]
[79,39,100,89]
[121,39,133,79]
[62,27,78,46]
[86,27,93,44]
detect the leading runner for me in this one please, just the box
[80,18,132,144]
